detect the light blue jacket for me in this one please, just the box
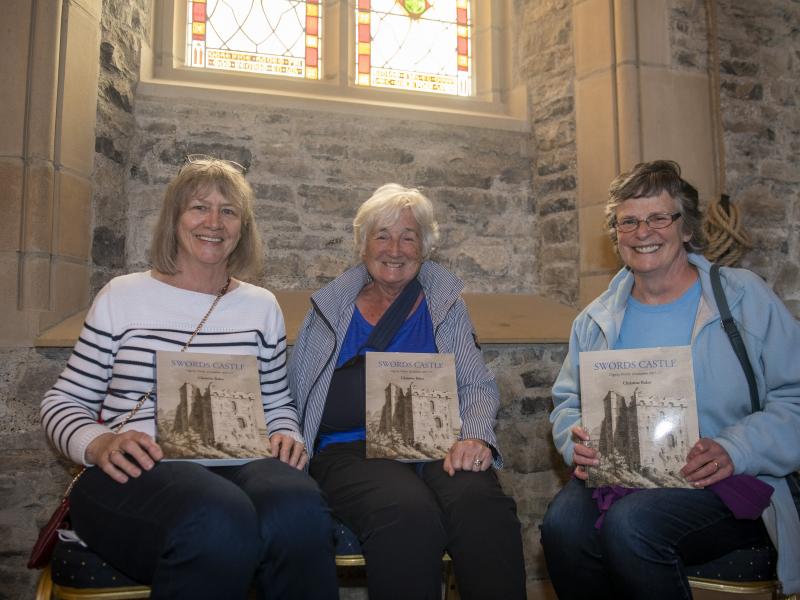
[551,253,800,593]
[288,260,503,467]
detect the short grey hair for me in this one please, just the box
[604,159,707,253]
[353,183,440,257]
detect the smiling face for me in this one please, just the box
[615,191,692,282]
[175,187,242,274]
[362,207,423,291]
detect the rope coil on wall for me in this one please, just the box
[703,194,752,265]
[702,0,752,267]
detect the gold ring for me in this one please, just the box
[712,460,720,472]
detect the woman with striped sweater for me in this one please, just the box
[289,184,526,600]
[40,156,337,599]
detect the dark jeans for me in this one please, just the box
[540,478,772,600]
[71,458,338,600]
[310,440,526,600]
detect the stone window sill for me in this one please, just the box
[34,292,577,347]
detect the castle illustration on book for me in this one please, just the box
[156,351,272,465]
[579,346,699,488]
[366,352,461,461]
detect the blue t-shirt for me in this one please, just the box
[616,279,701,349]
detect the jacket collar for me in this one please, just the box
[586,253,747,344]
[310,260,464,328]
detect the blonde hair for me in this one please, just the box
[150,158,263,279]
[353,184,439,257]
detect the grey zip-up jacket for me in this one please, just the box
[288,260,503,468]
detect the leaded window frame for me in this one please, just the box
[142,0,527,131]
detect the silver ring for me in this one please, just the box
[473,459,482,467]
[712,460,720,472]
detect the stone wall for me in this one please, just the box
[518,0,579,306]
[717,0,800,317]
[126,99,537,293]
[91,0,150,295]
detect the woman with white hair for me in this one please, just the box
[289,183,526,599]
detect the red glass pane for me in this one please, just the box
[358,23,370,42]
[306,15,318,35]
[306,47,318,67]
[457,37,467,54]
[359,54,370,74]
[192,3,206,21]
[358,0,371,9]
[457,8,467,23]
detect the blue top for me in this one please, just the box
[616,278,701,349]
[318,297,438,450]
[336,297,438,366]
[550,254,800,592]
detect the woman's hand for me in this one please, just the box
[681,438,733,488]
[571,426,599,481]
[85,431,163,484]
[443,438,493,476]
[270,433,308,470]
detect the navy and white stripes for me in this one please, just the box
[288,260,503,467]
[41,272,301,465]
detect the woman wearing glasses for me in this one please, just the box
[40,157,338,599]
[541,160,800,598]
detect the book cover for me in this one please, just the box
[578,346,699,488]
[365,352,461,461]
[155,350,272,465]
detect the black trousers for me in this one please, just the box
[71,459,338,600]
[310,441,526,600]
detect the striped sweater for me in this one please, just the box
[41,271,301,466]
[288,260,504,468]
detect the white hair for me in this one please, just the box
[353,183,440,258]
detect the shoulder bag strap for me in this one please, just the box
[710,263,760,413]
[364,278,422,352]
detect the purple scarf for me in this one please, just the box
[591,475,774,528]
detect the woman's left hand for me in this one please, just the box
[270,433,308,470]
[443,438,493,476]
[680,438,733,488]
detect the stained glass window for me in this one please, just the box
[186,0,321,80]
[355,0,472,96]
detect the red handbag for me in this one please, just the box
[27,478,81,569]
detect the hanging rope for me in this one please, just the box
[704,194,752,265]
[702,0,752,266]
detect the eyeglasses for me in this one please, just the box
[614,212,682,233]
[182,154,248,175]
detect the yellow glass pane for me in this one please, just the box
[358,41,371,55]
[306,35,318,48]
[307,3,318,16]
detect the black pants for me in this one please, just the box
[71,459,338,600]
[310,441,526,600]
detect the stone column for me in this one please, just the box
[1,0,101,346]
[573,0,718,306]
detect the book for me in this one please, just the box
[365,352,461,461]
[155,350,272,465]
[578,346,699,488]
